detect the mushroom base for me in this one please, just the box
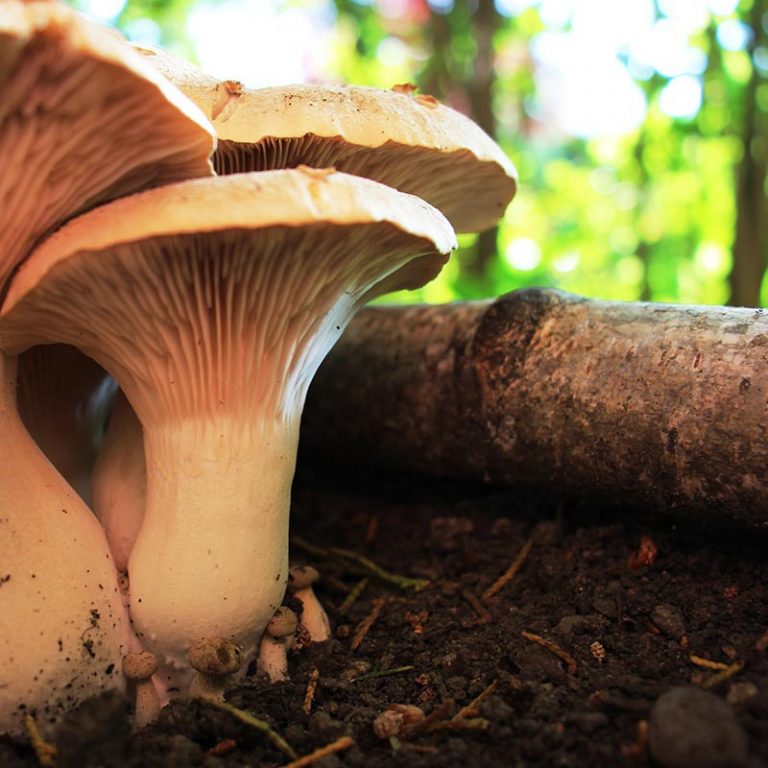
[0,354,129,734]
[127,414,298,691]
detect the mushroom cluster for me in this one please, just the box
[0,0,516,733]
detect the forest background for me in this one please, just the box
[69,0,768,308]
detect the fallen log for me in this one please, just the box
[301,288,768,528]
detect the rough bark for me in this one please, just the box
[301,288,768,528]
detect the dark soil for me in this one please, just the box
[3,467,768,767]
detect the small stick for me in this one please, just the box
[521,631,577,674]
[338,577,369,616]
[303,669,320,715]
[462,588,492,624]
[329,546,429,590]
[755,629,768,652]
[207,700,297,760]
[350,598,385,651]
[453,680,498,721]
[291,537,429,591]
[24,714,57,768]
[351,665,415,683]
[428,718,489,733]
[481,539,533,602]
[701,661,744,689]
[689,654,729,671]
[283,735,354,768]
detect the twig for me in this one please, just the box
[291,537,429,591]
[481,539,533,602]
[330,546,429,590]
[207,700,297,759]
[283,735,354,768]
[755,629,768,652]
[303,669,320,715]
[338,577,369,616]
[453,680,498,721]
[350,598,385,651]
[461,588,492,624]
[428,717,489,733]
[521,631,577,674]
[701,661,744,689]
[351,665,415,683]
[689,654,729,671]
[24,714,57,768]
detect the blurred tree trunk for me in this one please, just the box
[423,1,501,288]
[728,1,768,307]
[465,0,501,283]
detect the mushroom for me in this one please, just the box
[0,2,215,288]
[91,388,148,572]
[186,637,242,703]
[122,650,161,730]
[0,1,215,734]
[136,46,517,233]
[0,168,456,693]
[287,565,330,643]
[258,607,299,683]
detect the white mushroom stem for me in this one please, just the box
[258,607,298,683]
[288,565,331,643]
[131,417,296,669]
[122,650,161,730]
[0,354,130,735]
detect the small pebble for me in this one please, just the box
[651,604,686,640]
[649,686,749,768]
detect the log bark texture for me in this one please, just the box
[301,288,768,527]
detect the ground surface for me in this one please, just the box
[2,468,767,767]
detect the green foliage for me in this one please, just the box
[70,0,768,306]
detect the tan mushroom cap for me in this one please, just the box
[136,46,516,234]
[0,2,215,286]
[186,637,242,676]
[2,168,456,344]
[123,650,159,681]
[266,607,299,640]
[288,564,320,592]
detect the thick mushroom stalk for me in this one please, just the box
[1,169,456,688]
[0,354,130,735]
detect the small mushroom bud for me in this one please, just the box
[287,565,331,643]
[122,651,161,730]
[258,607,298,683]
[186,637,243,702]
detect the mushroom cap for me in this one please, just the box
[266,607,299,640]
[186,637,243,676]
[288,564,320,592]
[122,650,159,681]
[1,169,456,392]
[0,2,215,286]
[136,46,516,234]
